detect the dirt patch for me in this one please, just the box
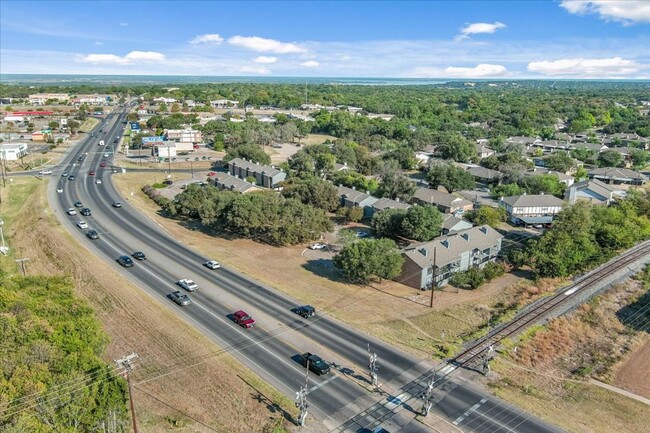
[1,178,293,432]
[613,335,650,399]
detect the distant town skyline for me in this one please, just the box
[1,0,649,79]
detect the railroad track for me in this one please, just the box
[454,240,650,368]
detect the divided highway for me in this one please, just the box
[49,107,563,433]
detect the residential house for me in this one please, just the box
[336,185,379,219]
[571,142,609,153]
[211,99,239,109]
[411,187,474,214]
[371,198,411,214]
[28,93,70,105]
[395,225,503,289]
[228,158,287,189]
[0,143,28,161]
[153,97,177,104]
[565,179,626,205]
[466,166,502,184]
[415,145,436,166]
[210,172,260,194]
[475,141,495,159]
[587,167,647,185]
[441,214,473,235]
[506,136,541,147]
[524,168,575,187]
[499,194,565,225]
[366,113,395,121]
[333,162,351,172]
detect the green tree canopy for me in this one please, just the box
[426,163,475,193]
[401,204,443,241]
[333,238,404,283]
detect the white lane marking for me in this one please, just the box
[440,364,457,375]
[385,392,410,409]
[307,375,338,393]
[453,397,488,425]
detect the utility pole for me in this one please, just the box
[429,247,437,308]
[295,362,309,427]
[482,313,493,377]
[0,219,7,255]
[115,353,139,433]
[15,257,30,276]
[367,343,379,389]
[420,369,436,416]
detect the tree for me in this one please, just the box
[376,159,416,201]
[401,205,442,241]
[426,163,475,193]
[171,102,181,112]
[545,151,574,172]
[288,151,316,177]
[574,166,588,182]
[371,208,407,238]
[434,132,476,162]
[333,238,404,283]
[315,153,336,176]
[630,149,649,168]
[127,112,139,122]
[158,102,168,112]
[597,150,624,168]
[281,177,339,211]
[48,120,60,130]
[223,143,271,165]
[465,206,506,228]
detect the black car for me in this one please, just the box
[77,156,84,162]
[299,352,330,376]
[294,305,315,318]
[81,208,92,216]
[86,230,99,240]
[74,201,83,208]
[116,255,134,268]
[68,175,76,181]
[132,251,146,261]
[162,179,173,185]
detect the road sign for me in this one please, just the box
[142,136,164,144]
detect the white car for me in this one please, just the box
[204,260,221,269]
[309,243,327,250]
[178,278,199,292]
[67,208,77,216]
[95,179,102,184]
[57,187,63,193]
[77,221,88,229]
[38,170,53,175]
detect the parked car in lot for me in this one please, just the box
[178,278,198,291]
[81,208,91,216]
[77,221,88,229]
[162,179,173,185]
[67,208,77,216]
[233,310,255,328]
[298,352,330,375]
[204,260,221,269]
[132,251,146,261]
[86,230,99,240]
[309,243,327,250]
[112,201,122,208]
[116,255,134,268]
[293,305,316,318]
[170,291,191,306]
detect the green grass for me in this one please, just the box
[78,117,100,133]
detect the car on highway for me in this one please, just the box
[104,153,110,157]
[112,201,122,208]
[95,179,102,184]
[99,162,107,168]
[233,310,255,328]
[132,251,146,261]
[61,171,68,177]
[38,170,53,175]
[68,175,75,181]
[86,230,99,240]
[116,255,134,268]
[88,170,95,176]
[204,260,221,269]
[66,208,77,216]
[56,187,63,193]
[77,221,88,229]
[293,305,316,318]
[80,208,92,216]
[169,291,191,306]
[308,243,327,250]
[298,352,330,375]
[74,201,83,208]
[77,156,84,162]
[178,278,198,292]
[113,139,118,143]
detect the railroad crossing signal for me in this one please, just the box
[421,371,436,416]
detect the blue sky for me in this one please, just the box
[1,0,649,78]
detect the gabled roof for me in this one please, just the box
[568,178,621,202]
[467,166,503,180]
[372,197,411,211]
[403,225,503,269]
[337,185,377,205]
[412,188,473,208]
[228,158,284,177]
[501,194,565,208]
[442,214,473,231]
[588,167,647,181]
[213,172,259,193]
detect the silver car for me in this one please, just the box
[170,291,191,306]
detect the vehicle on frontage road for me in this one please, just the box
[81,208,91,216]
[38,170,52,175]
[112,201,122,208]
[299,352,330,375]
[86,230,99,240]
[132,251,146,261]
[74,201,83,208]
[169,291,191,306]
[204,260,221,269]
[178,278,198,291]
[67,208,77,216]
[76,221,88,229]
[293,305,316,318]
[309,243,327,250]
[116,255,134,268]
[233,310,255,328]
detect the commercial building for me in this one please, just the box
[0,143,29,161]
[29,93,70,105]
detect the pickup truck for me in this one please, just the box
[299,352,330,376]
[99,140,105,146]
[178,278,198,292]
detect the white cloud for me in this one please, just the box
[456,21,506,41]
[560,1,650,25]
[189,33,224,45]
[412,64,509,78]
[77,51,165,65]
[228,35,307,53]
[253,56,277,64]
[238,65,271,75]
[340,55,351,61]
[301,60,319,67]
[94,41,103,46]
[527,57,647,77]
[119,22,129,27]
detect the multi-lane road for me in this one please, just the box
[48,106,563,433]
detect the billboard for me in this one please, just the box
[130,122,140,130]
[141,136,165,144]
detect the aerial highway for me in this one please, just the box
[48,106,562,433]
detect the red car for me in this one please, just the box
[233,310,255,328]
[99,162,106,168]
[88,170,95,176]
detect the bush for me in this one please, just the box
[449,261,505,290]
